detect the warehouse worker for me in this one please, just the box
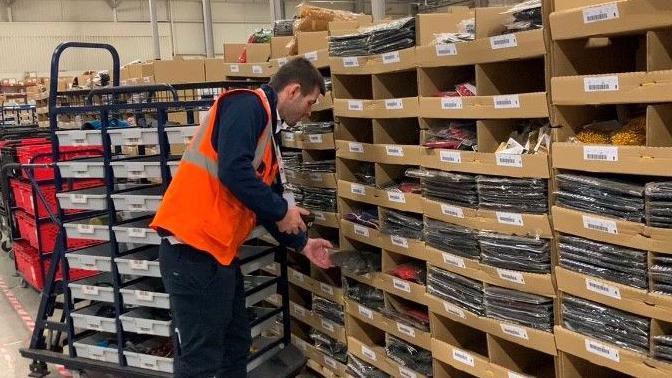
[150,57,333,378]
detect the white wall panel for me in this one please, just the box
[172,22,206,56]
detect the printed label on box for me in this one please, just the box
[291,270,304,282]
[441,97,463,110]
[70,193,87,204]
[308,134,323,143]
[393,278,411,293]
[321,319,335,332]
[385,98,404,110]
[583,146,618,161]
[586,278,621,299]
[293,303,306,317]
[436,43,458,56]
[441,204,465,218]
[399,367,417,378]
[353,224,370,237]
[500,323,529,340]
[493,95,521,109]
[397,323,416,337]
[391,235,409,248]
[361,345,377,361]
[508,372,527,378]
[314,211,326,221]
[229,64,240,73]
[443,301,466,319]
[251,65,263,74]
[304,51,318,62]
[496,153,523,168]
[582,215,618,234]
[76,224,95,234]
[385,145,404,157]
[348,100,364,111]
[497,268,526,285]
[452,348,475,367]
[496,212,524,226]
[82,285,99,295]
[283,132,295,142]
[351,183,366,195]
[584,76,619,92]
[343,57,359,67]
[349,142,364,153]
[320,282,334,296]
[490,34,518,49]
[585,339,620,362]
[127,169,146,179]
[583,3,619,24]
[323,356,337,369]
[440,150,462,164]
[129,260,149,271]
[387,191,406,203]
[358,305,373,320]
[128,228,147,238]
[442,252,466,269]
[382,51,401,64]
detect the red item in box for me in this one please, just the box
[16,144,102,180]
[13,239,98,291]
[9,178,104,217]
[14,210,99,253]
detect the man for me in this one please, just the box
[151,58,334,378]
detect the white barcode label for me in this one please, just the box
[293,304,306,317]
[343,57,359,67]
[387,191,406,203]
[349,142,364,153]
[501,323,529,340]
[496,153,523,167]
[361,345,377,361]
[82,285,99,295]
[441,204,465,218]
[304,51,318,62]
[229,64,240,73]
[76,224,95,234]
[584,76,619,92]
[135,290,154,301]
[129,260,149,270]
[490,34,518,49]
[283,132,295,142]
[320,283,334,296]
[385,145,404,157]
[351,183,366,195]
[391,235,409,248]
[127,169,146,179]
[393,278,411,293]
[439,150,462,164]
[125,137,140,146]
[583,146,618,161]
[70,194,87,204]
[382,51,401,64]
[453,348,475,367]
[493,95,521,109]
[583,3,619,24]
[321,319,335,332]
[308,134,323,143]
[586,278,621,299]
[497,268,526,284]
[128,228,147,238]
[313,211,326,221]
[323,356,337,369]
[278,57,288,66]
[399,367,417,378]
[442,253,466,269]
[583,215,618,234]
[441,97,463,110]
[291,270,304,282]
[358,305,373,320]
[496,212,524,226]
[353,224,370,237]
[309,172,323,182]
[348,100,364,111]
[443,301,466,319]
[436,43,457,56]
[585,339,620,362]
[385,98,404,110]
[397,323,416,337]
[508,372,527,378]
[252,65,263,74]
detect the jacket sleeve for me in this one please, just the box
[215,94,287,223]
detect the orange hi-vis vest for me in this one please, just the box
[150,88,278,265]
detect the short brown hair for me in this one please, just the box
[269,57,326,96]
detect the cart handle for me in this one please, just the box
[85,84,179,105]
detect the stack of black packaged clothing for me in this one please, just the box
[650,255,672,295]
[302,187,337,213]
[485,286,553,331]
[555,173,644,222]
[645,182,672,228]
[313,295,345,326]
[284,121,334,134]
[329,17,416,57]
[345,206,379,229]
[424,219,480,260]
[299,160,336,173]
[381,209,423,240]
[427,265,485,316]
[332,249,381,276]
[282,151,302,170]
[344,278,385,311]
[347,354,390,378]
[562,296,650,353]
[653,336,672,362]
[406,169,478,208]
[476,175,548,214]
[478,232,551,274]
[310,329,348,363]
[558,235,648,289]
[273,19,294,36]
[385,335,432,377]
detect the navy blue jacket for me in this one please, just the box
[211,85,308,251]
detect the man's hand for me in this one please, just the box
[303,238,333,269]
[276,206,309,235]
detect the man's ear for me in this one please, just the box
[288,83,301,98]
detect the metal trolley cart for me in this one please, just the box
[19,42,305,377]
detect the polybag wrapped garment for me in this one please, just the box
[477,232,551,274]
[645,182,672,228]
[484,286,553,331]
[385,335,432,376]
[427,265,485,316]
[347,354,390,378]
[344,279,385,311]
[424,218,480,260]
[310,329,348,363]
[329,18,416,57]
[476,175,548,214]
[651,254,672,295]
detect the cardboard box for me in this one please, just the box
[550,0,672,41]
[346,336,398,376]
[335,140,421,165]
[483,317,557,356]
[312,210,339,228]
[312,91,333,112]
[420,149,551,179]
[270,36,293,59]
[416,9,474,46]
[297,31,329,55]
[224,62,276,78]
[340,218,382,248]
[204,58,227,82]
[378,273,430,306]
[223,43,245,63]
[378,234,425,258]
[432,335,492,377]
[337,179,379,207]
[377,189,424,215]
[145,59,205,84]
[281,131,335,150]
[479,264,555,297]
[292,335,348,376]
[301,48,330,69]
[425,245,486,283]
[245,43,271,63]
[329,47,417,75]
[552,71,672,105]
[288,267,344,305]
[290,302,347,343]
[425,292,488,332]
[418,93,549,119]
[285,169,337,189]
[333,97,419,118]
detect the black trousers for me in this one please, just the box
[159,240,251,378]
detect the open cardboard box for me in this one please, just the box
[346,314,397,376]
[415,9,476,67]
[335,158,379,205]
[487,333,558,377]
[329,47,417,75]
[381,294,432,350]
[281,130,335,150]
[430,311,493,377]
[337,199,382,248]
[380,250,430,306]
[558,351,633,378]
[375,164,424,214]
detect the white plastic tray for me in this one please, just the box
[168,161,178,176]
[56,130,102,147]
[69,275,115,302]
[110,186,163,212]
[120,308,171,337]
[245,276,277,307]
[239,245,275,275]
[66,243,112,272]
[166,125,197,145]
[71,303,117,333]
[56,186,108,211]
[110,156,163,179]
[108,127,159,146]
[112,218,161,245]
[74,333,119,363]
[115,246,160,277]
[64,216,111,241]
[57,157,105,179]
[120,278,170,309]
[124,338,173,373]
[249,307,280,338]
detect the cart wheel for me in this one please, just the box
[1,239,10,253]
[20,278,27,288]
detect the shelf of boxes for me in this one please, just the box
[547,1,672,376]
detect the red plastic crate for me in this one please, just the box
[10,178,104,217]
[13,239,98,291]
[14,210,99,253]
[16,144,102,180]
